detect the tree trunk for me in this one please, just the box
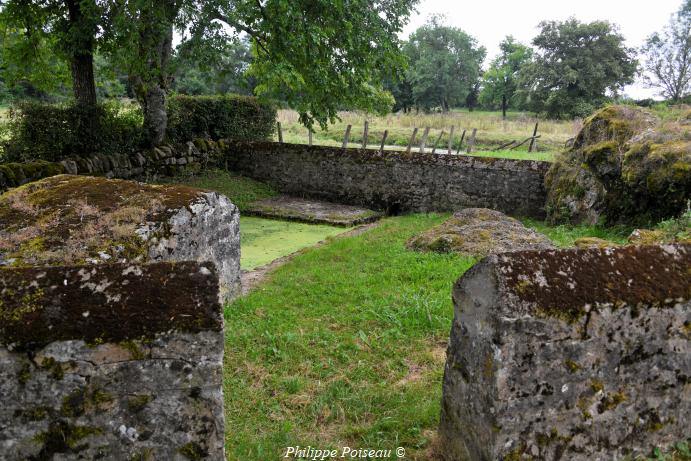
[142,84,168,146]
[65,0,97,107]
[133,2,176,146]
[501,94,507,120]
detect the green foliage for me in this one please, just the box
[166,94,276,143]
[0,5,72,98]
[641,0,691,102]
[2,101,143,162]
[518,19,638,119]
[654,204,691,241]
[480,36,532,113]
[206,0,416,129]
[173,38,255,96]
[402,16,486,112]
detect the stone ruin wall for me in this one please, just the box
[0,261,225,461]
[223,141,551,218]
[440,244,691,460]
[0,141,207,193]
[2,140,551,219]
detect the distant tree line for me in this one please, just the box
[0,0,689,132]
[387,0,690,119]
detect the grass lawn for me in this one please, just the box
[240,216,350,270]
[222,213,645,460]
[158,169,277,211]
[521,218,633,247]
[224,214,471,460]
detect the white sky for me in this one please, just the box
[400,0,684,99]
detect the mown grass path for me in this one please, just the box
[224,214,475,460]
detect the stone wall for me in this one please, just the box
[0,261,225,461]
[222,141,551,218]
[439,244,691,460]
[0,142,207,194]
[59,141,207,181]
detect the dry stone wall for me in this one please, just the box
[0,261,225,461]
[223,141,551,218]
[0,142,207,194]
[439,244,691,460]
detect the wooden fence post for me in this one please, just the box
[277,122,283,143]
[456,129,467,154]
[467,128,477,154]
[362,121,369,149]
[379,130,388,152]
[447,126,455,154]
[419,127,430,153]
[342,125,352,149]
[431,130,444,154]
[528,122,539,152]
[406,128,419,154]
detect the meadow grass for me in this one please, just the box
[222,212,639,460]
[277,108,577,159]
[521,218,633,247]
[224,213,471,460]
[157,168,277,211]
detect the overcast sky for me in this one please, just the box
[400,0,684,99]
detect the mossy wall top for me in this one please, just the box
[0,174,207,267]
[487,243,691,320]
[0,261,222,350]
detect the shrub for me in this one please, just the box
[166,94,275,143]
[1,101,143,162]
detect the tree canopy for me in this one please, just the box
[641,0,691,102]
[518,18,638,119]
[399,17,485,112]
[1,0,418,143]
[479,36,532,118]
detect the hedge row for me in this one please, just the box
[166,94,275,143]
[0,95,276,164]
[0,160,65,192]
[1,102,143,163]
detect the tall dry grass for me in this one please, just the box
[277,109,579,154]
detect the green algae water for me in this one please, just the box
[240,216,350,270]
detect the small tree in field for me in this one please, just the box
[641,0,691,102]
[519,18,638,119]
[479,36,532,119]
[403,16,486,112]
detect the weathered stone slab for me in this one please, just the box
[407,208,554,257]
[440,244,691,460]
[0,261,225,460]
[245,194,383,226]
[0,174,240,302]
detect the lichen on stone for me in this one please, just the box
[407,208,554,258]
[0,174,207,267]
